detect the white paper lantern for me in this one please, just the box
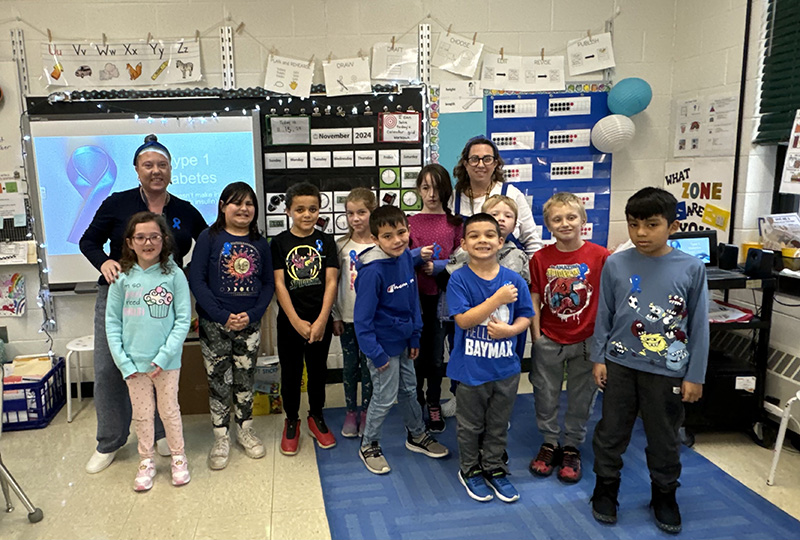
[591,114,636,153]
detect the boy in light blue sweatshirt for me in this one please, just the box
[354,205,449,475]
[106,212,192,491]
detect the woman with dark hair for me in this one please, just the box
[189,182,274,470]
[449,136,542,255]
[80,134,207,474]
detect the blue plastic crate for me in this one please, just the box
[2,357,65,431]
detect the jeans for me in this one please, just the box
[593,360,685,490]
[362,349,425,444]
[94,284,165,453]
[340,322,372,412]
[530,335,597,448]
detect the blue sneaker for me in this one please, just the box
[458,468,493,502]
[485,470,520,503]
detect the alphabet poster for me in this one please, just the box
[41,40,201,87]
[322,57,372,96]
[664,160,734,240]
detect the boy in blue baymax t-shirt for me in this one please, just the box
[447,213,533,504]
[354,205,449,475]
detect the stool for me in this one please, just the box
[65,335,93,423]
[766,389,800,486]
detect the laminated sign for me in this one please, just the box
[378,113,421,143]
[322,57,372,96]
[264,54,314,98]
[431,33,483,78]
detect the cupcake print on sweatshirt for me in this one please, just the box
[144,284,174,318]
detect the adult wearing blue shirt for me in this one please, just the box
[80,134,206,474]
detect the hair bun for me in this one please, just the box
[144,134,158,143]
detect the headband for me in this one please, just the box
[133,139,171,165]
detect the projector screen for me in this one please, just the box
[27,115,263,285]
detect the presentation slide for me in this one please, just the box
[28,115,262,284]
[669,237,711,264]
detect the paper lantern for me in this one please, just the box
[608,77,652,116]
[591,115,636,153]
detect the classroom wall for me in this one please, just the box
[5,1,794,375]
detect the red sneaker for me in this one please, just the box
[280,418,300,456]
[558,446,582,483]
[308,414,337,449]
[529,443,562,477]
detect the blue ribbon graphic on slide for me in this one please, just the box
[66,146,118,244]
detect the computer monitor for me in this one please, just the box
[668,230,718,266]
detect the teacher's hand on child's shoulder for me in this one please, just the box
[101,259,122,284]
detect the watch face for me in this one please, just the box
[402,191,419,206]
[381,169,397,184]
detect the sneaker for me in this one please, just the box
[133,459,156,492]
[405,431,449,458]
[484,469,520,503]
[650,483,682,534]
[170,455,191,486]
[308,414,337,449]
[558,446,582,483]
[342,411,359,438]
[427,404,446,433]
[280,418,301,456]
[358,409,368,437]
[86,449,117,474]
[359,442,391,475]
[458,467,493,502]
[529,443,562,477]
[208,428,230,470]
[237,421,266,459]
[441,397,457,418]
[156,438,171,457]
[591,476,621,524]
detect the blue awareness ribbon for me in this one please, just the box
[629,274,642,294]
[578,263,589,280]
[222,242,232,256]
[172,218,181,230]
[432,242,442,260]
[316,239,323,251]
[349,249,357,264]
[66,146,118,244]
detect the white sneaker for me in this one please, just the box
[441,397,457,418]
[156,438,171,457]
[237,421,266,459]
[134,459,156,492]
[86,449,117,474]
[208,427,230,470]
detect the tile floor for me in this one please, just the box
[1,379,799,539]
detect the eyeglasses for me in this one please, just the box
[467,155,496,166]
[131,234,163,245]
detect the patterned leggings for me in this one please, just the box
[125,369,184,459]
[199,318,261,430]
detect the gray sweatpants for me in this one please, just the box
[456,372,519,475]
[530,335,597,449]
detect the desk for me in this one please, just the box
[684,273,775,438]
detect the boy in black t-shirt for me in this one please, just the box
[272,183,340,456]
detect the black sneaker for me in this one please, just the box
[590,476,620,524]
[529,443,562,477]
[427,404,445,433]
[650,483,682,534]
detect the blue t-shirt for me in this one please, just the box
[446,265,534,386]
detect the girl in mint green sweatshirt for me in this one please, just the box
[106,212,191,492]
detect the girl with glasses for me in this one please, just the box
[450,137,543,256]
[106,212,192,491]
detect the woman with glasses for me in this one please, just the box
[449,137,543,255]
[80,134,207,475]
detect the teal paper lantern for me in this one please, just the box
[608,78,652,117]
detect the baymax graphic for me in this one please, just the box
[544,263,592,322]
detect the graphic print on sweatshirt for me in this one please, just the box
[219,241,260,294]
[124,282,174,319]
[285,242,322,290]
[543,263,592,323]
[609,272,690,371]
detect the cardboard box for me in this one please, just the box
[178,342,210,415]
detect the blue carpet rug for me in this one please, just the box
[314,393,799,539]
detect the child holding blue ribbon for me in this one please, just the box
[189,182,274,470]
[332,188,377,438]
[407,164,462,432]
[528,192,609,484]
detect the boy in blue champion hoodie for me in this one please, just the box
[354,206,450,475]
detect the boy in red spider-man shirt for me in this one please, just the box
[527,192,608,484]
